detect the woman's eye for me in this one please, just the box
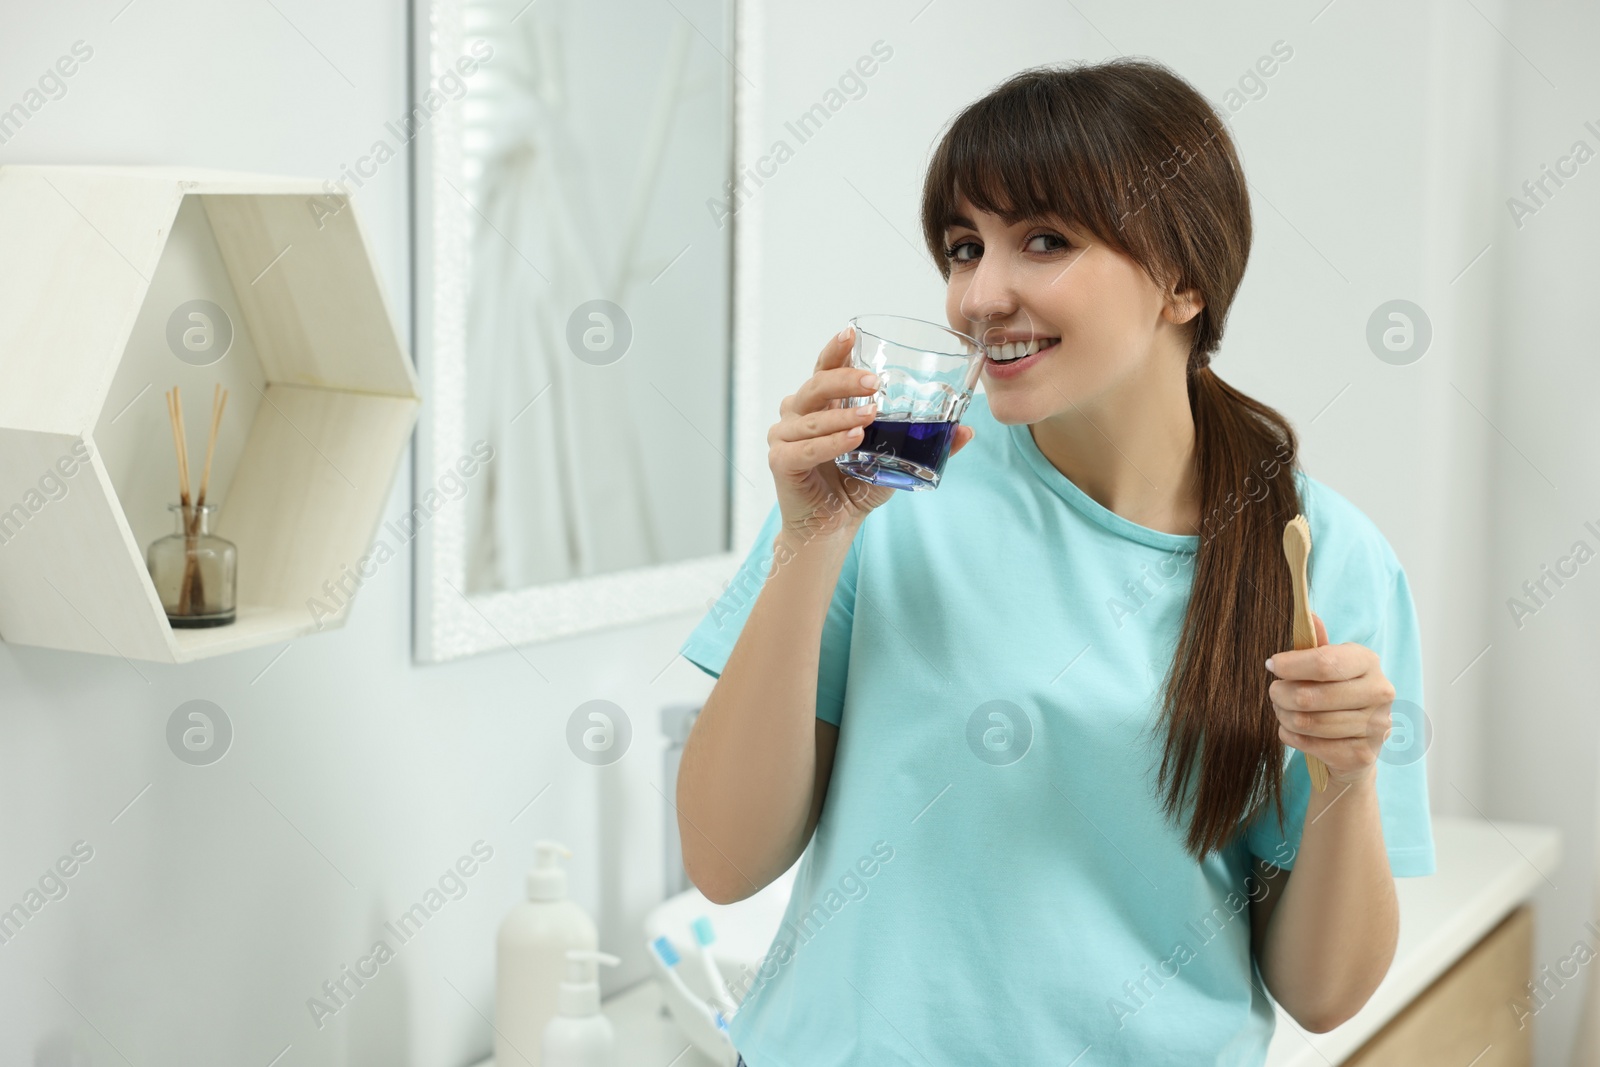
[943,233,1069,264]
[943,240,980,264]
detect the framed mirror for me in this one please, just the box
[411,0,762,661]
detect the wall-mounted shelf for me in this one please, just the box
[0,165,420,663]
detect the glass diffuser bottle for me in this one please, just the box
[147,502,236,627]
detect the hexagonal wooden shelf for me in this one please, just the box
[0,165,420,663]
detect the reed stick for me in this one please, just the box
[172,387,192,504]
[163,389,187,501]
[196,383,228,507]
[169,387,195,614]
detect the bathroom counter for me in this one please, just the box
[471,815,1559,1067]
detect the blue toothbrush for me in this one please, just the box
[652,935,729,1031]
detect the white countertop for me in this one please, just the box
[474,815,1561,1067]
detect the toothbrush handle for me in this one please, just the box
[1285,527,1331,793]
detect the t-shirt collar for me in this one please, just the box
[1007,420,1200,553]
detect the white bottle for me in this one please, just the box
[496,842,598,1067]
[541,950,621,1067]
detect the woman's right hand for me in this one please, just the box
[767,325,974,543]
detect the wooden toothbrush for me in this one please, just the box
[1282,514,1331,792]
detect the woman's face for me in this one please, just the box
[942,196,1200,426]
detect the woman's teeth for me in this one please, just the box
[988,338,1058,363]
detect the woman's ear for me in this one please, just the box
[1164,282,1206,326]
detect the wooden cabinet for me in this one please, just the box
[1344,905,1533,1066]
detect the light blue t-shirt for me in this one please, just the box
[678,391,1435,1067]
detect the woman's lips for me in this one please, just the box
[984,340,1059,379]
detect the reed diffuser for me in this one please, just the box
[147,384,237,627]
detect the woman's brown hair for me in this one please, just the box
[920,58,1303,861]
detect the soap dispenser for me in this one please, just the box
[541,949,621,1067]
[496,841,599,1067]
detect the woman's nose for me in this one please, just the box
[958,259,1019,327]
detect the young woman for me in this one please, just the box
[675,57,1434,1066]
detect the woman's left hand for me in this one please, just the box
[1266,613,1396,787]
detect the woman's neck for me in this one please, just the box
[1029,361,1201,538]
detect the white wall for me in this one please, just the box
[0,2,708,1063]
[0,0,1586,1064]
[1491,1,1600,1063]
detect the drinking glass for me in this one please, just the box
[833,314,985,491]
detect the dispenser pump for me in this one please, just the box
[557,949,620,1017]
[528,840,572,901]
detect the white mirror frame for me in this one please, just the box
[410,0,765,663]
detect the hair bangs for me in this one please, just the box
[921,72,1138,272]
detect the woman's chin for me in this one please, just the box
[982,391,1051,426]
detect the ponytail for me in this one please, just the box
[1153,361,1303,858]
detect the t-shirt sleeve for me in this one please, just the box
[1245,563,1437,878]
[676,500,861,727]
